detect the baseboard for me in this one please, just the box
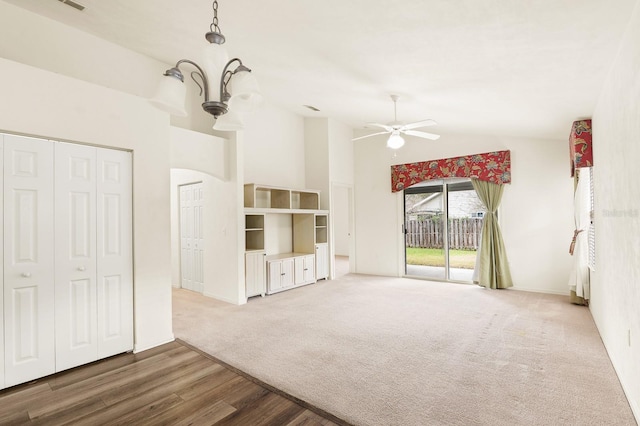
[203,291,246,305]
[133,335,176,354]
[593,325,639,423]
[511,286,569,296]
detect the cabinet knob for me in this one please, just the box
[21,272,31,278]
[281,273,285,276]
[77,266,86,272]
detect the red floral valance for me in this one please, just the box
[570,119,593,177]
[391,150,511,192]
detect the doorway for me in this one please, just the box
[179,182,204,293]
[404,178,484,282]
[331,183,354,278]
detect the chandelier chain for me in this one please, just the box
[210,0,222,33]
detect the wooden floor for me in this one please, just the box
[0,340,346,425]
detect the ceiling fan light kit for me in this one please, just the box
[387,132,405,149]
[150,0,262,131]
[353,95,440,149]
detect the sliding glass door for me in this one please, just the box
[404,178,484,283]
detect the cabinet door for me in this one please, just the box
[294,256,305,285]
[3,135,55,387]
[245,252,265,297]
[281,258,294,288]
[96,148,133,359]
[315,243,329,280]
[268,261,282,293]
[294,255,315,285]
[304,255,315,283]
[54,143,98,372]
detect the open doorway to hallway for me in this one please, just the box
[332,183,354,278]
[404,178,484,283]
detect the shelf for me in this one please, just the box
[245,184,320,210]
[315,228,328,244]
[245,207,328,215]
[315,215,327,227]
[245,214,265,251]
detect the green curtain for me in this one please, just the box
[472,179,513,289]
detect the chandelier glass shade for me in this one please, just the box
[149,72,188,117]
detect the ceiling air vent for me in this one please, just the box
[58,0,85,11]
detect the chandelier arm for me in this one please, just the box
[175,59,210,102]
[190,72,205,97]
[219,58,244,102]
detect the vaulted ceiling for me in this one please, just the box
[4,0,637,139]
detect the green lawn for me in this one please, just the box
[406,247,477,269]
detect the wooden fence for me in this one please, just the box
[405,217,483,250]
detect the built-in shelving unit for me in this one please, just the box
[243,183,330,298]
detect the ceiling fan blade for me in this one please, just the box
[352,131,390,141]
[402,119,437,130]
[403,130,441,140]
[365,122,394,132]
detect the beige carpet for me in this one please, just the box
[172,268,636,426]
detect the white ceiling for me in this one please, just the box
[4,0,637,140]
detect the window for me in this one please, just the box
[588,167,595,270]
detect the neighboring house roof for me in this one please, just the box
[406,191,485,218]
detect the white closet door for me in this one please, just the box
[3,134,55,387]
[180,183,204,293]
[55,143,98,372]
[96,148,133,359]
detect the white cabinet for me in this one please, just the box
[315,243,329,280]
[295,255,315,285]
[244,184,329,298]
[245,251,266,297]
[0,134,133,390]
[267,257,294,293]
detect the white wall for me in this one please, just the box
[591,0,640,419]
[328,119,355,186]
[169,127,245,305]
[332,186,351,256]
[0,57,174,352]
[353,133,574,294]
[304,118,356,275]
[0,1,211,135]
[304,118,331,208]
[328,119,355,264]
[243,101,306,188]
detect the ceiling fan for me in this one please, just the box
[352,95,440,149]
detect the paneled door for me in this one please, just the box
[55,142,98,371]
[3,134,55,387]
[179,183,204,293]
[55,143,133,371]
[96,148,133,360]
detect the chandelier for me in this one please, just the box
[150,0,262,131]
